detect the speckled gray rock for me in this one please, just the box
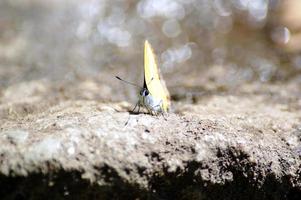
[1,95,301,199]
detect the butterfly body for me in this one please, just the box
[116,40,170,115]
[136,40,170,114]
[138,88,164,114]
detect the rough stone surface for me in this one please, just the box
[1,86,301,199]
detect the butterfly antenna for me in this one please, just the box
[115,76,142,89]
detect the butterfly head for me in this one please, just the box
[140,88,149,97]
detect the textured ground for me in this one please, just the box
[0,80,301,200]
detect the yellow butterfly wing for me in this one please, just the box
[144,40,170,112]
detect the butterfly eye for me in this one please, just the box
[140,89,149,96]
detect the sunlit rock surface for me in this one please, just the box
[1,88,301,199]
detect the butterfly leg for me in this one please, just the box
[137,104,141,113]
[145,106,153,115]
[153,101,167,120]
[132,101,142,114]
[150,104,159,116]
[132,102,138,112]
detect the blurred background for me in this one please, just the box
[0,0,300,107]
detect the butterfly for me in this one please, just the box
[116,40,170,115]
